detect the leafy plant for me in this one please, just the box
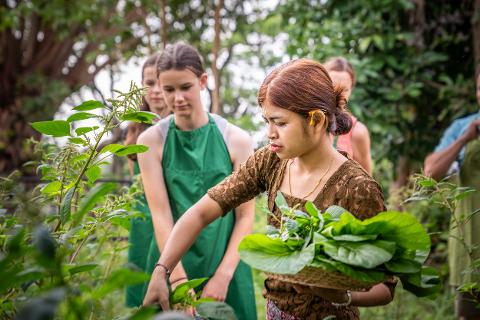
[239,192,441,298]
[0,83,161,319]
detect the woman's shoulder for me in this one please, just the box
[328,160,385,219]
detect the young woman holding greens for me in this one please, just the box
[137,42,256,319]
[143,58,395,319]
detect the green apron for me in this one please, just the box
[146,114,256,320]
[448,139,480,287]
[126,161,154,307]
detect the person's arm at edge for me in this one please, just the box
[351,121,372,175]
[201,126,255,300]
[424,119,480,181]
[137,127,189,284]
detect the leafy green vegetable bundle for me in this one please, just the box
[238,193,440,297]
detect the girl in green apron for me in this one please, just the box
[137,42,256,319]
[125,53,170,307]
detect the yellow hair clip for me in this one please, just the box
[308,109,323,126]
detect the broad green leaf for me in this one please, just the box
[323,240,396,269]
[72,183,116,226]
[304,201,319,218]
[41,181,62,194]
[275,191,289,214]
[455,189,475,201]
[196,302,237,320]
[324,205,348,221]
[85,166,101,183]
[31,120,71,137]
[68,137,87,145]
[399,266,441,297]
[418,178,436,187]
[67,263,98,276]
[75,126,99,136]
[60,187,75,224]
[99,143,125,154]
[67,112,97,122]
[311,256,386,283]
[385,258,421,274]
[239,234,314,274]
[170,278,208,305]
[331,234,378,242]
[114,144,148,156]
[73,100,104,111]
[120,111,159,123]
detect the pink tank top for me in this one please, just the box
[331,115,357,158]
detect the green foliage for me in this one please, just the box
[0,84,158,319]
[239,192,440,297]
[273,0,477,185]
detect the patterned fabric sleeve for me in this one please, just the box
[339,174,386,220]
[207,146,277,215]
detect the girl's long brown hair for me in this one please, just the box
[324,56,356,88]
[125,53,160,161]
[258,59,352,135]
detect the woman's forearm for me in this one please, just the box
[214,200,255,279]
[424,136,466,180]
[159,195,224,271]
[351,283,393,307]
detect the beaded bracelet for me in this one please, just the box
[155,262,171,277]
[331,290,352,307]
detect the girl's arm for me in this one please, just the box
[137,127,188,283]
[201,126,255,301]
[351,121,372,175]
[143,194,225,308]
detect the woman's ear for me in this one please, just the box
[199,73,208,90]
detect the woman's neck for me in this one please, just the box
[295,136,345,174]
[174,108,209,131]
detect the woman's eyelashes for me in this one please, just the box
[162,84,192,93]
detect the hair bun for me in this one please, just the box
[331,84,352,135]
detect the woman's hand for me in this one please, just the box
[292,284,349,304]
[200,272,232,302]
[143,266,170,310]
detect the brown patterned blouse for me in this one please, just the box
[208,146,394,320]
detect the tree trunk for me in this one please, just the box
[473,0,480,76]
[210,0,224,115]
[160,0,168,48]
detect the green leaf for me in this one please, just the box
[31,120,71,137]
[304,201,319,218]
[85,166,101,183]
[68,137,87,145]
[99,143,125,154]
[72,183,117,226]
[331,234,378,242]
[60,187,75,224]
[41,181,62,194]
[75,126,99,136]
[385,258,421,274]
[418,178,436,187]
[238,234,315,274]
[324,205,348,221]
[114,144,148,156]
[322,240,396,269]
[67,263,98,276]
[311,256,385,283]
[170,278,208,305]
[275,191,289,213]
[73,100,104,111]
[399,266,441,297]
[120,111,159,124]
[67,112,97,122]
[196,301,237,320]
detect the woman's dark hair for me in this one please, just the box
[125,53,160,161]
[156,42,205,77]
[324,56,356,88]
[257,59,352,136]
